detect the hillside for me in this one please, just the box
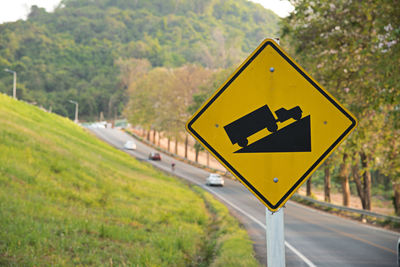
[0,93,259,266]
[0,0,279,120]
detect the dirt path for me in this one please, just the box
[297,187,394,216]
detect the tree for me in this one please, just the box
[159,64,213,153]
[193,142,204,163]
[374,1,400,214]
[378,105,400,214]
[116,58,151,91]
[282,0,400,211]
[187,67,233,159]
[124,67,172,133]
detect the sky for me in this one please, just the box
[250,0,294,17]
[0,0,294,24]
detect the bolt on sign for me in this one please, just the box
[186,38,357,212]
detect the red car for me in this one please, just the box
[148,152,161,161]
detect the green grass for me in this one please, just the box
[0,93,259,266]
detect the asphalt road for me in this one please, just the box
[88,126,399,267]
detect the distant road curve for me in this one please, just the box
[88,126,399,267]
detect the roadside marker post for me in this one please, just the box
[186,37,357,266]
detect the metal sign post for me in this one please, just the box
[265,38,286,267]
[266,207,285,267]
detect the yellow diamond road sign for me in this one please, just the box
[186,38,357,212]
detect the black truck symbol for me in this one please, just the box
[224,105,302,147]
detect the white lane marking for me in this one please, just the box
[284,241,317,267]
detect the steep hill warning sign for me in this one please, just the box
[186,38,357,211]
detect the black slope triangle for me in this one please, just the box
[235,115,311,153]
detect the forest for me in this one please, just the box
[0,0,278,119]
[1,0,400,216]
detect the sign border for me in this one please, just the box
[186,39,357,211]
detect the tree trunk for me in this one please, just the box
[306,176,312,196]
[207,152,209,167]
[352,160,366,209]
[339,153,350,206]
[360,152,372,210]
[195,150,199,162]
[157,132,160,147]
[393,183,400,216]
[341,176,351,207]
[167,137,170,152]
[146,130,150,141]
[184,135,188,159]
[175,138,178,155]
[324,164,331,202]
[364,172,372,211]
[152,130,156,144]
[107,98,113,119]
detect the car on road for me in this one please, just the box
[206,173,224,186]
[123,140,137,150]
[148,152,161,161]
[397,237,400,266]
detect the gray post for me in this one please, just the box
[4,69,17,99]
[12,71,17,99]
[68,100,79,123]
[266,208,285,267]
[266,37,285,267]
[74,102,79,123]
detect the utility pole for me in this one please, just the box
[4,68,17,99]
[68,100,79,123]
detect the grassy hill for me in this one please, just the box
[0,93,259,266]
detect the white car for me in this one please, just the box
[123,140,137,150]
[397,237,400,266]
[206,173,224,186]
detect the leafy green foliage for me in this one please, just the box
[282,0,400,212]
[0,0,279,120]
[124,64,215,140]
